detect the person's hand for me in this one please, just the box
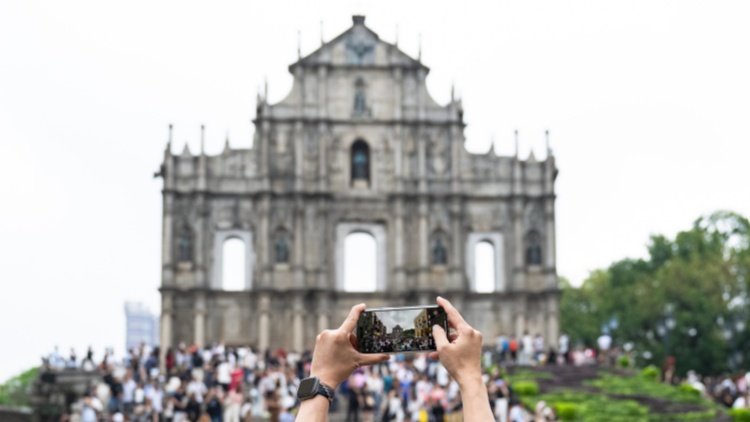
[309,303,389,389]
[429,296,483,387]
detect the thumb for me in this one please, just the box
[433,325,449,349]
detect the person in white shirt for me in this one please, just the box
[186,375,207,403]
[216,360,232,392]
[597,333,612,366]
[520,332,534,366]
[559,332,570,364]
[122,372,136,414]
[733,392,750,409]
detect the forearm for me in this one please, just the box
[295,394,329,422]
[459,378,494,421]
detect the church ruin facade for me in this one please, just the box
[156,16,560,353]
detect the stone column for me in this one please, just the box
[194,293,206,346]
[318,66,328,119]
[294,201,304,287]
[393,200,405,290]
[316,294,331,334]
[318,123,328,191]
[417,131,426,192]
[512,199,525,291]
[418,200,428,288]
[450,125,461,192]
[259,197,270,287]
[294,122,303,190]
[259,121,269,187]
[393,67,402,120]
[417,69,426,120]
[515,312,526,339]
[159,293,173,372]
[258,293,271,352]
[546,313,559,350]
[162,194,175,287]
[545,198,557,289]
[394,126,403,193]
[450,199,463,290]
[292,295,304,352]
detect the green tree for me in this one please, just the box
[561,211,750,376]
[0,367,37,407]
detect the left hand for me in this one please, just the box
[309,303,389,389]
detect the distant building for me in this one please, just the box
[124,302,159,351]
[156,15,560,354]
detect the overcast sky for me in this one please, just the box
[2,0,749,382]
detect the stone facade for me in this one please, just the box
[156,16,560,355]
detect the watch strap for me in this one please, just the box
[317,381,335,404]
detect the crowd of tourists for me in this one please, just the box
[47,339,560,422]
[43,328,750,421]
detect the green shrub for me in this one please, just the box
[618,355,630,368]
[640,365,660,381]
[513,380,539,396]
[678,383,701,397]
[554,402,580,421]
[730,408,750,422]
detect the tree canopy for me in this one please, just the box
[561,211,750,376]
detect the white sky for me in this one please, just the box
[2,0,749,382]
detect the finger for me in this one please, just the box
[432,325,449,350]
[340,303,366,333]
[448,332,459,342]
[349,332,359,350]
[427,351,440,360]
[437,296,468,330]
[357,353,390,367]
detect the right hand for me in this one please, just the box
[430,296,483,387]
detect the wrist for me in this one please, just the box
[456,373,484,391]
[309,373,339,391]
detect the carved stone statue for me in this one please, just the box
[432,238,447,265]
[275,233,289,263]
[526,233,542,265]
[178,227,192,262]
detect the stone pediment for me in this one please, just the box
[291,15,426,70]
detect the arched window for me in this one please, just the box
[351,140,370,186]
[475,241,495,293]
[344,232,376,292]
[274,230,290,264]
[222,238,246,291]
[526,231,543,266]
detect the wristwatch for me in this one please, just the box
[297,376,335,404]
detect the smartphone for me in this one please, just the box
[356,305,448,354]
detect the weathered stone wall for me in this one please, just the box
[158,16,560,357]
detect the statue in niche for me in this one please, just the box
[354,78,367,115]
[432,237,447,265]
[526,232,542,265]
[275,232,290,263]
[178,226,192,262]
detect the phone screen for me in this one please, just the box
[356,305,448,353]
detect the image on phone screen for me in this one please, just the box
[356,305,448,353]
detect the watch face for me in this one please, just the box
[298,377,320,398]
